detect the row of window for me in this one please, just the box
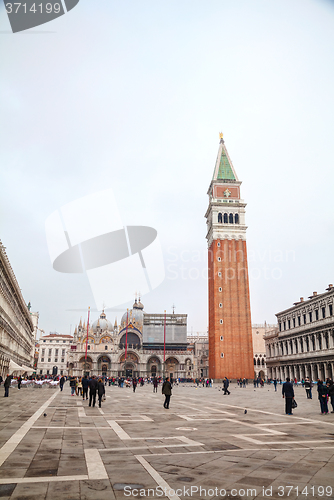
[269,332,332,356]
[42,339,71,343]
[279,304,333,331]
[40,358,65,363]
[41,349,66,356]
[218,213,239,224]
[254,358,265,366]
[39,370,64,375]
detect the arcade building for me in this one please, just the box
[67,300,195,379]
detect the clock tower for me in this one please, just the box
[205,134,254,380]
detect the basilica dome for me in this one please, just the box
[121,299,144,329]
[92,311,113,333]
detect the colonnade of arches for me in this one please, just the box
[267,330,334,358]
[267,361,334,382]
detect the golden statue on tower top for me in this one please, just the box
[219,132,223,139]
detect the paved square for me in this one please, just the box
[0,382,333,499]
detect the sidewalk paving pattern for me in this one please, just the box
[0,383,333,499]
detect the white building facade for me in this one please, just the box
[37,333,73,376]
[0,240,36,378]
[265,285,334,381]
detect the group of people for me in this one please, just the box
[67,375,105,407]
[63,374,173,409]
[282,377,334,415]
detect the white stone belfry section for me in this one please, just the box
[45,189,165,310]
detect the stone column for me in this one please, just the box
[315,335,320,351]
[311,364,317,381]
[324,363,329,380]
[329,330,334,349]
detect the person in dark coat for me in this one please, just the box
[88,376,98,407]
[17,376,22,390]
[223,377,230,395]
[318,381,329,414]
[4,374,12,397]
[132,377,137,393]
[82,375,89,400]
[97,378,105,408]
[153,377,158,393]
[304,377,312,399]
[328,380,334,413]
[282,377,295,415]
[59,376,65,392]
[162,377,172,409]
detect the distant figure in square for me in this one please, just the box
[223,377,230,395]
[282,377,295,415]
[4,374,12,397]
[88,375,98,407]
[97,378,105,408]
[162,377,172,409]
[304,377,312,399]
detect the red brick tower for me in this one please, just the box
[205,134,254,380]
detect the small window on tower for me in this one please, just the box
[218,272,221,277]
[217,242,220,247]
[219,287,222,292]
[220,336,223,341]
[218,257,221,261]
[218,213,222,223]
[219,303,222,308]
[220,353,224,358]
[223,213,228,223]
[235,214,239,224]
[229,213,234,224]
[220,319,223,324]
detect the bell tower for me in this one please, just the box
[205,134,253,380]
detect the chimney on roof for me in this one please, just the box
[313,291,317,296]
[300,297,304,302]
[326,284,333,291]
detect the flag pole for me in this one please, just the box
[125,308,129,362]
[163,310,166,378]
[85,307,90,371]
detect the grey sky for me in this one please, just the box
[0,0,333,337]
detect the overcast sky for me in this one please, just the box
[1,0,334,338]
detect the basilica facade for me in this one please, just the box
[67,300,195,379]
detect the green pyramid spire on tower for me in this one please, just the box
[212,133,238,181]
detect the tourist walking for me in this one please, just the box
[153,377,158,393]
[132,377,137,393]
[59,376,65,391]
[69,377,76,396]
[223,377,230,395]
[162,377,172,409]
[77,377,83,397]
[328,380,334,413]
[318,381,329,414]
[273,378,277,391]
[82,375,89,400]
[4,374,12,397]
[17,376,22,390]
[97,378,105,408]
[304,377,312,399]
[88,376,98,407]
[282,377,295,415]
